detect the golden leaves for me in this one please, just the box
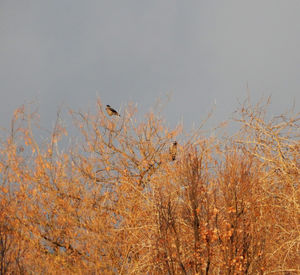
[0,100,298,273]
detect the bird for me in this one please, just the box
[169,141,177,161]
[106,105,120,117]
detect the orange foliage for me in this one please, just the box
[0,99,299,274]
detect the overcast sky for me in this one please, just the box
[1,1,299,131]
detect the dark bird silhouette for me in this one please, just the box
[169,141,177,161]
[106,105,120,117]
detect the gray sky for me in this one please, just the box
[1,1,299,131]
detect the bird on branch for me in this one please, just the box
[169,141,177,161]
[106,105,120,117]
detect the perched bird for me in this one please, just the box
[106,105,120,117]
[169,141,177,161]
